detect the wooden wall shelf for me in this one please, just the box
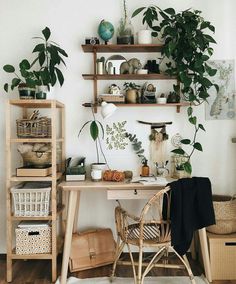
[82,44,163,53]
[82,74,177,80]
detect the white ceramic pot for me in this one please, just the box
[137,69,148,74]
[157,97,167,104]
[138,30,152,44]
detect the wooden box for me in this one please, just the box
[16,166,52,177]
[207,232,236,280]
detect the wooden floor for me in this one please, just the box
[0,254,235,284]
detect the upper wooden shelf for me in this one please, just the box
[9,99,64,108]
[82,44,163,53]
[82,74,177,80]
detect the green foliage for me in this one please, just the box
[31,26,68,89]
[78,109,105,164]
[132,5,218,174]
[3,27,68,93]
[3,59,39,92]
[123,82,140,91]
[125,132,147,164]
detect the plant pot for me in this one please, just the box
[126,89,138,104]
[157,97,167,104]
[138,30,152,44]
[91,163,107,181]
[18,84,35,100]
[117,17,134,45]
[36,86,48,99]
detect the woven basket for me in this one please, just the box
[207,194,236,234]
[16,117,51,138]
[21,151,51,167]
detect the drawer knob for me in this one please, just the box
[134,189,138,195]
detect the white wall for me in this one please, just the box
[0,0,235,253]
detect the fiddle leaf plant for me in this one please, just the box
[78,107,107,165]
[31,26,68,89]
[132,6,218,174]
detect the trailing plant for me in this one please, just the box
[106,121,128,150]
[125,132,147,165]
[132,6,218,174]
[78,107,108,166]
[31,26,68,89]
[123,82,140,91]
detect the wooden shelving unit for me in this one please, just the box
[6,99,65,283]
[82,44,186,113]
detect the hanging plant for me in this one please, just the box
[132,6,218,174]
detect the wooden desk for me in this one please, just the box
[59,180,212,284]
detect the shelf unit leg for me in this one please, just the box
[6,256,12,282]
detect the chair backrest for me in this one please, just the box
[115,186,172,244]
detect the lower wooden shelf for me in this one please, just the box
[10,172,63,182]
[11,250,53,260]
[11,204,65,221]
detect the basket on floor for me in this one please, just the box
[11,183,51,217]
[207,194,236,234]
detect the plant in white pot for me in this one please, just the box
[78,106,110,179]
[31,27,68,99]
[132,6,160,44]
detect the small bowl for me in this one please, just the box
[137,69,148,75]
[157,97,167,104]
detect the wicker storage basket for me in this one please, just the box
[207,194,236,234]
[16,226,51,254]
[16,117,51,138]
[11,183,51,217]
[21,151,51,167]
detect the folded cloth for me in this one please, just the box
[164,177,215,255]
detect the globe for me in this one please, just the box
[98,20,114,44]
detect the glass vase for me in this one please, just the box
[117,17,134,45]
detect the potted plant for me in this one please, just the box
[3,59,38,99]
[78,107,108,171]
[123,82,140,103]
[132,6,218,174]
[117,0,134,44]
[31,27,68,99]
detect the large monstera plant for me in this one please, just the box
[132,6,218,174]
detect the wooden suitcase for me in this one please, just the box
[69,228,116,272]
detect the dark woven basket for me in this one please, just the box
[16,118,51,138]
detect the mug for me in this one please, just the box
[91,169,102,181]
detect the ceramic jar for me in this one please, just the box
[138,30,152,44]
[126,89,137,103]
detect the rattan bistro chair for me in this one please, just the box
[111,187,196,284]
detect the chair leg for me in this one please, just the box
[110,241,125,282]
[172,248,195,284]
[127,243,137,284]
[137,244,143,284]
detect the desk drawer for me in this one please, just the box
[107,189,159,200]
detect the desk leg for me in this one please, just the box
[60,191,78,284]
[73,191,80,234]
[198,228,212,283]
